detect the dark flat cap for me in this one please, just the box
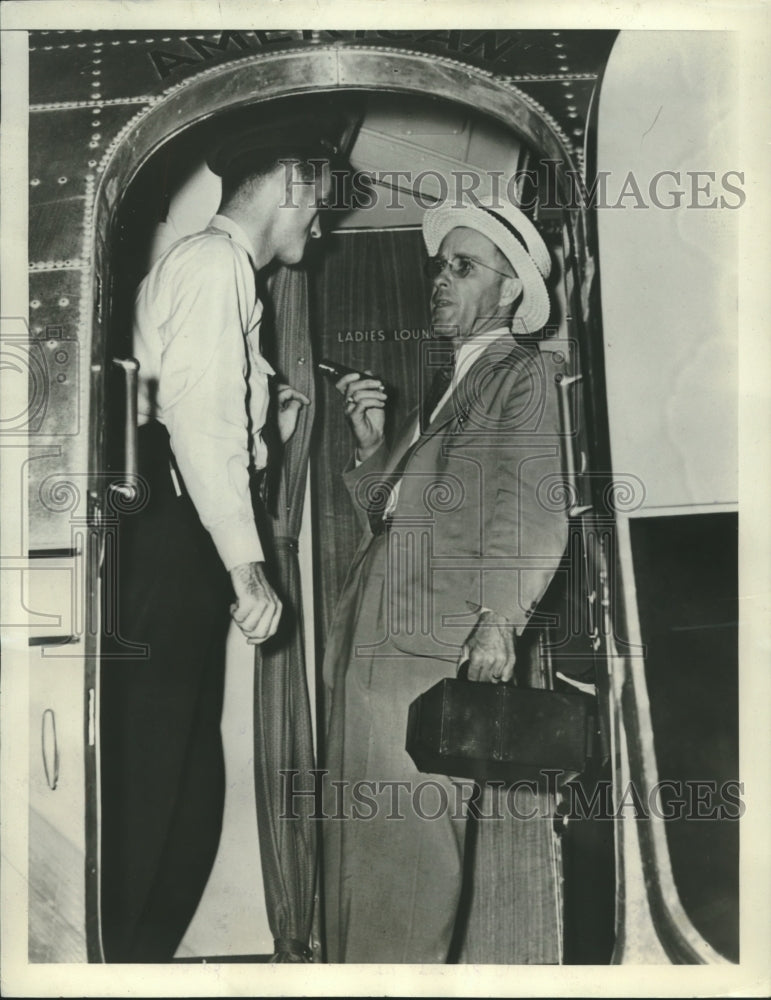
[207,112,342,176]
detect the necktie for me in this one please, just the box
[420,351,456,433]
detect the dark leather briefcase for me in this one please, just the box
[406,678,593,785]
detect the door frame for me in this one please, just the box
[86,40,713,965]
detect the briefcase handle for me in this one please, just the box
[455,640,516,685]
[456,659,516,685]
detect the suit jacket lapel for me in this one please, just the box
[420,334,520,440]
[381,406,420,476]
[382,336,524,496]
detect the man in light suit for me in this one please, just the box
[322,198,570,962]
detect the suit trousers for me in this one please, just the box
[100,422,232,962]
[323,529,472,963]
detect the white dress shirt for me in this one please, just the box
[133,213,274,570]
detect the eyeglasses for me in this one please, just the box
[424,254,514,281]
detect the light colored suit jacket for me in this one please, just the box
[335,335,570,665]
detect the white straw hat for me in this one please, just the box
[422,198,551,334]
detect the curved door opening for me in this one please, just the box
[77,42,622,965]
[99,75,613,964]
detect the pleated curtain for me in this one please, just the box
[253,264,317,962]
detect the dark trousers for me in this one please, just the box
[99,423,232,962]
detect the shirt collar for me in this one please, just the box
[208,213,258,264]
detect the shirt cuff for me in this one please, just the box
[208,514,264,572]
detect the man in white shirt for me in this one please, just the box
[322,199,569,962]
[100,119,339,962]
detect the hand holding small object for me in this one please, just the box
[276,383,310,444]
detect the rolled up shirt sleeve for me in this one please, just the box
[155,236,267,571]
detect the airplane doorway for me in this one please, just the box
[93,50,612,964]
